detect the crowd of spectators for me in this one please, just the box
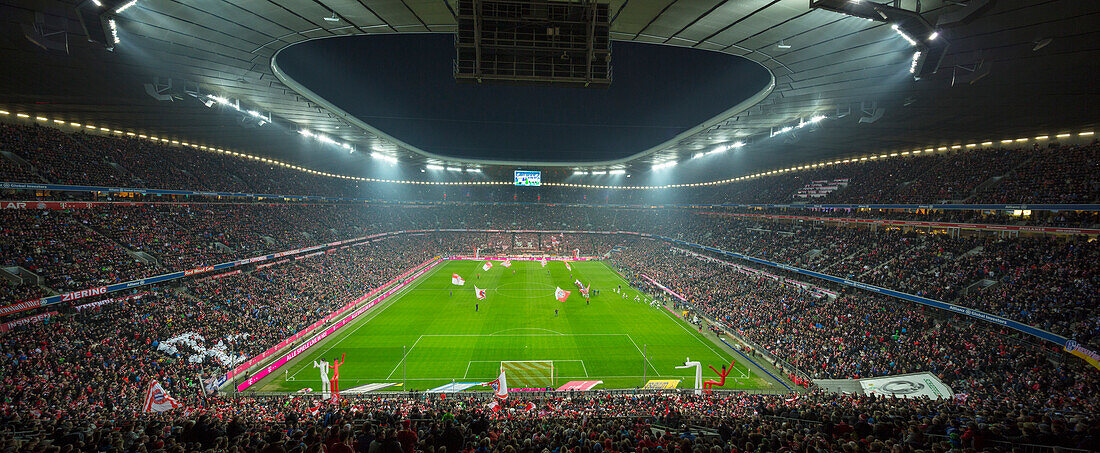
[2,122,1098,207]
[610,241,1097,407]
[1,122,1099,451]
[3,204,1097,346]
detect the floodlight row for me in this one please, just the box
[0,109,1093,191]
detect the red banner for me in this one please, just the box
[0,311,58,332]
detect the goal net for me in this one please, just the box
[501,360,554,388]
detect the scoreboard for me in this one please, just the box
[514,171,541,186]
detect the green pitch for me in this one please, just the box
[256,259,775,392]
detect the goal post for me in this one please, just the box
[501,360,554,388]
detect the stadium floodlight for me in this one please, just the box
[115,0,138,13]
[1056,133,1071,138]
[928,31,939,40]
[892,24,917,46]
[1081,131,1095,136]
[652,161,676,170]
[910,51,922,73]
[371,152,397,163]
[425,164,444,171]
[692,152,704,159]
[466,168,481,173]
[298,129,312,137]
[609,169,626,175]
[108,19,120,44]
[574,170,588,176]
[591,170,607,175]
[445,167,462,172]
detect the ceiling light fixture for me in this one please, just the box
[115,0,138,13]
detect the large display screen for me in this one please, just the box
[514,170,541,186]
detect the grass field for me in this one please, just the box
[256,259,774,392]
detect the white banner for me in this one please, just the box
[858,373,954,400]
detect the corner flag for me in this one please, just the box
[475,286,487,300]
[555,286,571,302]
[451,273,465,286]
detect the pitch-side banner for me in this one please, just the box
[858,373,953,400]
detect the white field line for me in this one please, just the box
[386,334,425,380]
[287,264,443,380]
[624,334,661,376]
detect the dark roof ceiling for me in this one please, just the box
[0,0,1097,182]
[275,35,772,164]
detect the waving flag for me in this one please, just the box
[482,261,493,271]
[488,400,501,412]
[564,261,572,272]
[451,273,465,286]
[486,369,508,399]
[501,259,512,268]
[580,285,590,301]
[555,287,571,302]
[540,257,547,267]
[475,286,487,300]
[142,380,182,413]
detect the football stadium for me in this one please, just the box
[1,0,1098,451]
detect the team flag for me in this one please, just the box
[487,400,501,412]
[475,286,487,300]
[564,261,572,272]
[524,401,536,411]
[501,259,512,268]
[451,273,465,286]
[579,285,590,301]
[540,257,547,267]
[555,287,571,302]
[482,261,493,271]
[486,369,509,400]
[142,380,182,413]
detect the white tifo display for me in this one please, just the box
[501,360,554,388]
[858,372,954,400]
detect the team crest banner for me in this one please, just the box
[859,373,953,400]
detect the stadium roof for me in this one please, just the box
[1,0,1097,180]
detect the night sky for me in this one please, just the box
[278,34,770,162]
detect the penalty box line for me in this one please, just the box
[286,263,444,382]
[463,360,589,379]
[388,333,644,380]
[598,260,743,380]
